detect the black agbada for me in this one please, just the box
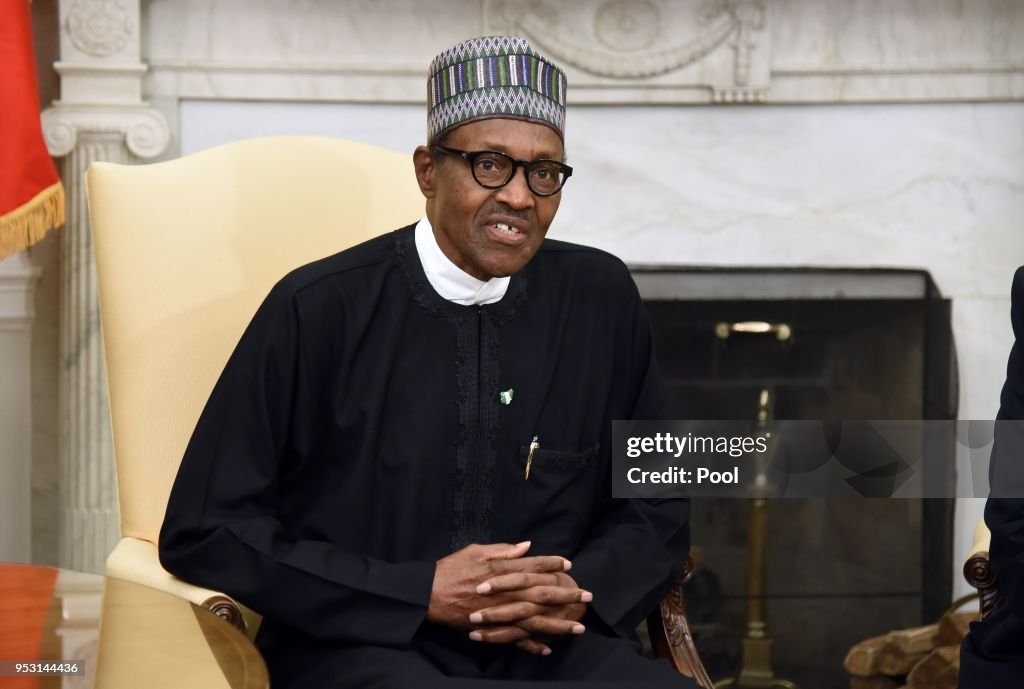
[159,224,692,688]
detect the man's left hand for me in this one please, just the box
[468,571,591,655]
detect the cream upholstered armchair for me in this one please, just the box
[86,136,425,636]
[86,135,712,687]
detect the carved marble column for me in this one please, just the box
[0,253,40,562]
[42,0,169,573]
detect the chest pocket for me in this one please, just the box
[511,443,601,555]
[520,444,600,471]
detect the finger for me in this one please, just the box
[516,616,586,637]
[515,638,552,656]
[478,575,592,603]
[479,541,532,561]
[510,585,593,606]
[491,555,570,575]
[470,602,543,625]
[476,582,590,607]
[469,626,531,644]
[476,572,562,594]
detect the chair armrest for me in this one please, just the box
[963,520,1001,620]
[105,537,260,637]
[968,518,991,560]
[647,555,714,689]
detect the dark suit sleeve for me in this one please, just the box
[158,279,435,647]
[986,266,1024,622]
[569,281,690,638]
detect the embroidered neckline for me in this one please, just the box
[394,226,528,324]
[393,225,529,549]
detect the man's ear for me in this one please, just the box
[413,146,437,199]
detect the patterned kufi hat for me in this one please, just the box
[427,35,568,142]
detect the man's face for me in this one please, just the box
[414,118,564,281]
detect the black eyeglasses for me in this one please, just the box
[431,144,573,197]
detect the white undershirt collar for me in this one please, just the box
[414,216,510,305]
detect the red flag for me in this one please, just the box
[0,0,64,261]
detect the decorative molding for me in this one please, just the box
[487,0,730,78]
[729,1,764,87]
[485,0,771,101]
[773,62,1024,77]
[66,0,133,57]
[139,0,1024,105]
[42,105,169,159]
[593,1,661,53]
[48,0,167,158]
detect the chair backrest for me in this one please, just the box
[86,136,425,546]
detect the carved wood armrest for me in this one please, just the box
[647,555,714,689]
[200,594,248,635]
[963,551,1002,621]
[105,537,254,636]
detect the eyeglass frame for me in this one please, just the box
[430,144,573,197]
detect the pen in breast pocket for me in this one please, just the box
[525,435,539,480]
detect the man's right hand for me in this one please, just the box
[427,542,591,654]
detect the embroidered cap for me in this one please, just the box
[427,36,568,143]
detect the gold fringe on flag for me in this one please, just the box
[0,181,65,261]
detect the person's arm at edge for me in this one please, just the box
[985,265,1024,624]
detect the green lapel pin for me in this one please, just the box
[499,388,514,405]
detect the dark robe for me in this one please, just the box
[159,224,694,688]
[960,266,1024,688]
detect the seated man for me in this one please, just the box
[159,35,693,689]
[959,266,1024,688]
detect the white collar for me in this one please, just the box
[414,216,510,305]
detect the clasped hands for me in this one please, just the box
[427,541,592,656]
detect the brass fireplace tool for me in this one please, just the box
[714,321,799,689]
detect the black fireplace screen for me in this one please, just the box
[637,268,956,689]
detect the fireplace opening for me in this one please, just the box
[633,267,957,688]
